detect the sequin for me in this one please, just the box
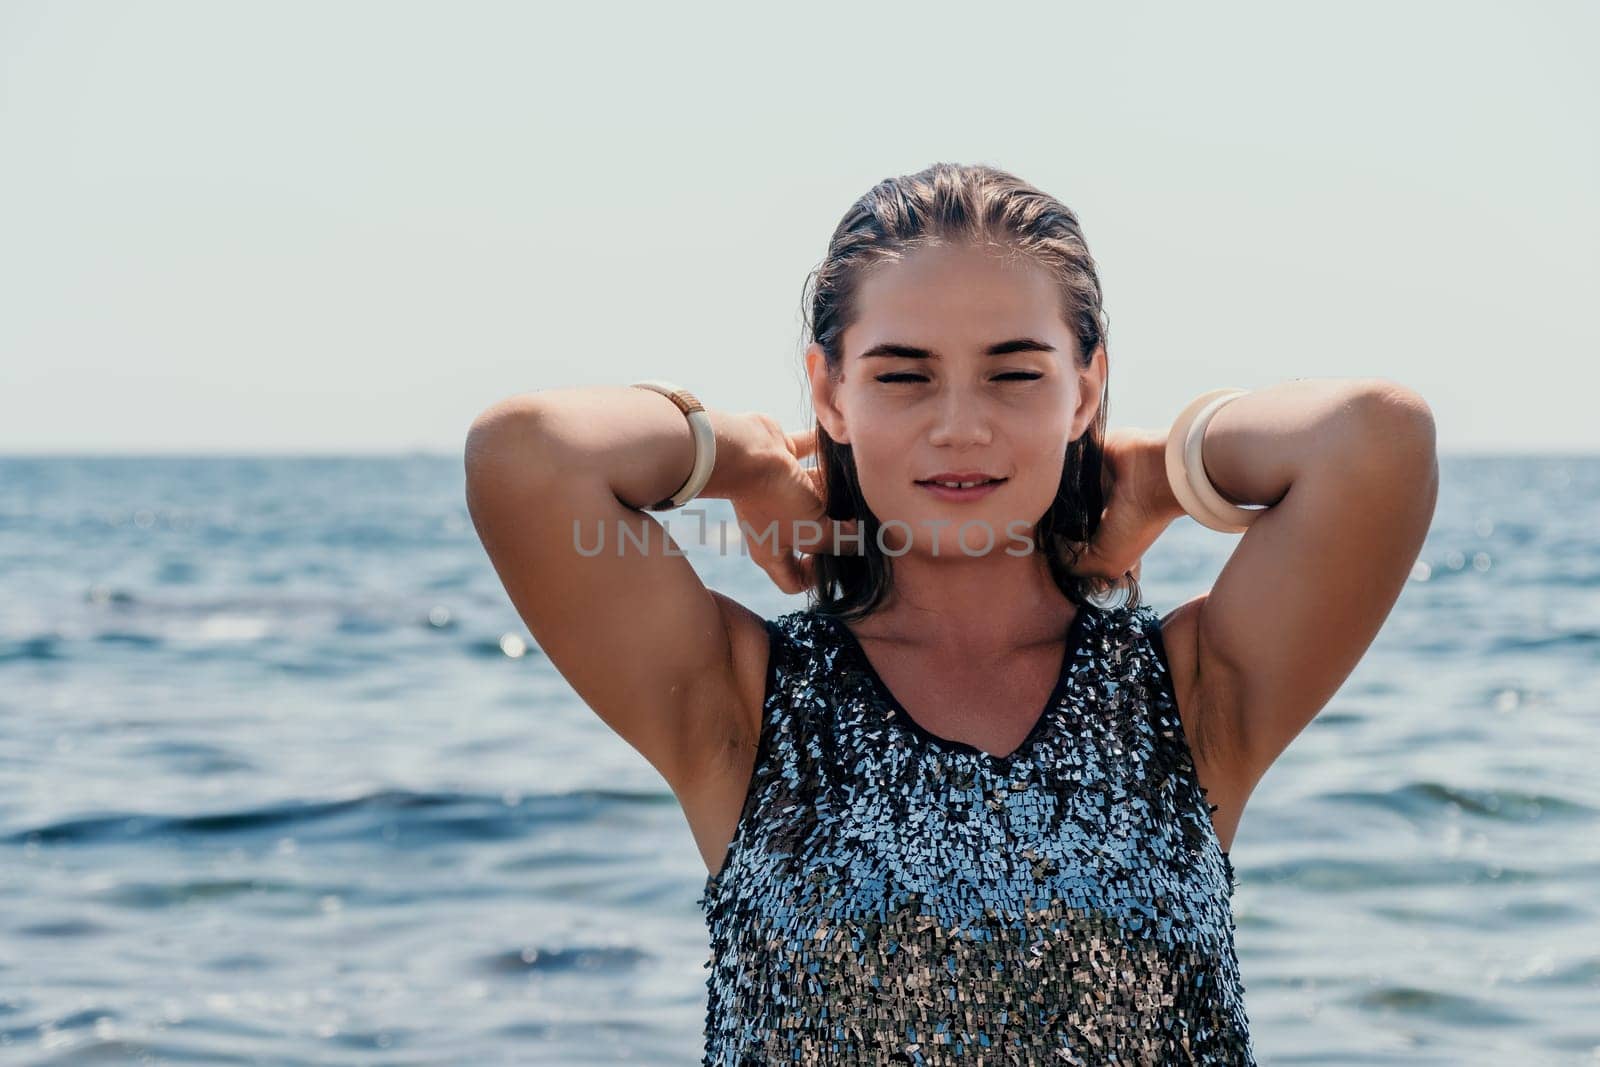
[697,601,1253,1065]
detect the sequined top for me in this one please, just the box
[696,601,1253,1066]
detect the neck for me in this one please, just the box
[855,546,1079,654]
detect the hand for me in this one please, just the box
[731,422,862,594]
[1066,426,1176,582]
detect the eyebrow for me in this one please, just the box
[857,337,1058,360]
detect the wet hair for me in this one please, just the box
[801,161,1143,622]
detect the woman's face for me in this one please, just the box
[808,241,1104,559]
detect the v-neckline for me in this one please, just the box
[822,603,1096,765]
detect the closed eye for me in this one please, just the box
[875,372,1043,384]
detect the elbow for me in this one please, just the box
[1353,378,1435,432]
[1351,379,1437,463]
[463,396,564,493]
[1332,382,1438,514]
[466,395,544,456]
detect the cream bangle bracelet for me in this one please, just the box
[629,380,716,511]
[1163,388,1262,534]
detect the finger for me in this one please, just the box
[788,427,818,460]
[785,549,813,593]
[760,554,801,595]
[797,518,863,558]
[830,518,864,555]
[1065,544,1122,581]
[779,539,818,593]
[796,467,862,555]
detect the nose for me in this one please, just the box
[926,385,993,449]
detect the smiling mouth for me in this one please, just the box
[915,477,1007,488]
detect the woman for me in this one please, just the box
[463,163,1438,1064]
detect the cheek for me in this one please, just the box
[1014,433,1072,508]
[843,431,907,507]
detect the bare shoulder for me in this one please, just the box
[1154,594,1258,855]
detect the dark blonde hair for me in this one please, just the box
[802,161,1142,621]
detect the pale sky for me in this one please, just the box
[2,0,1594,456]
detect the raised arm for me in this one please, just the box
[461,387,792,797]
[1152,378,1439,810]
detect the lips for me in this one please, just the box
[916,477,1005,502]
[916,475,1007,487]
